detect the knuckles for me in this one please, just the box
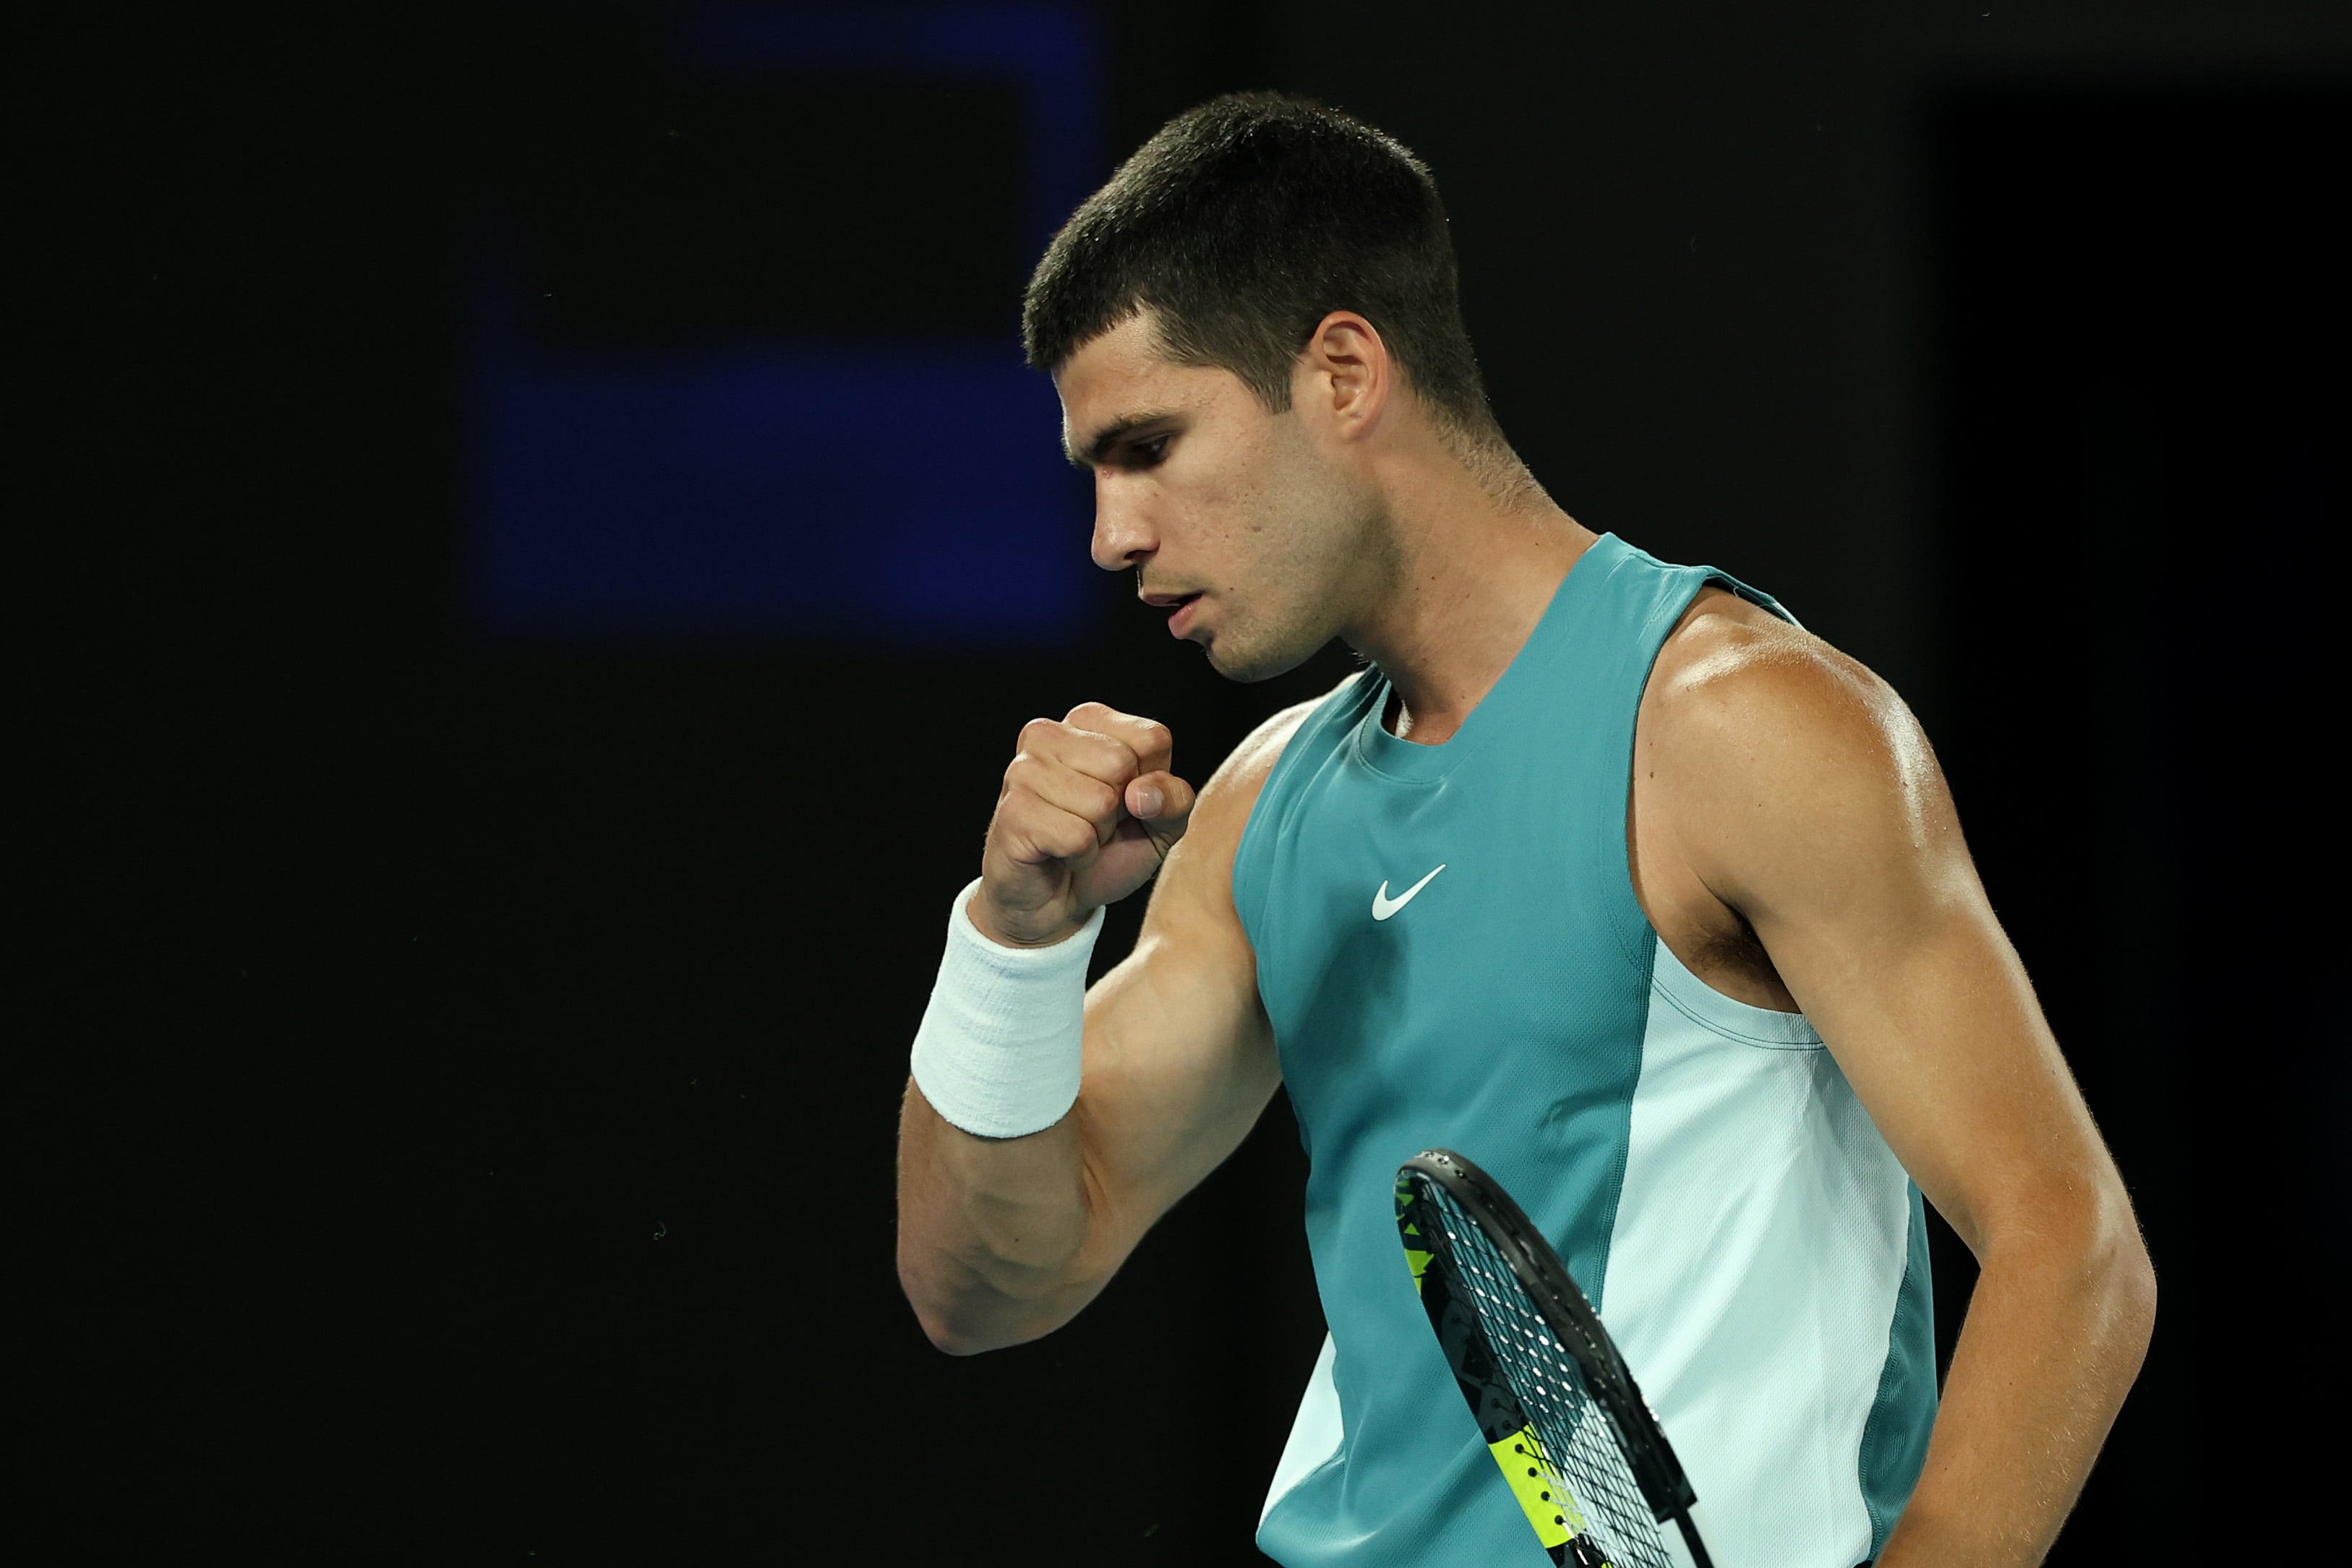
[1008,713,1149,787]
[1079,778,1121,822]
[1061,703,1172,766]
[998,754,1121,827]
[989,703,1179,875]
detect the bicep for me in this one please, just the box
[1763,874,2100,1256]
[1675,656,2117,1255]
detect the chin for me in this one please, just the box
[1204,627,1325,685]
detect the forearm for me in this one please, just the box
[894,857,1108,1352]
[1879,1209,2156,1566]
[895,1080,1111,1354]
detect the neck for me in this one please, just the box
[1341,453,1596,745]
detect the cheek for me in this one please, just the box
[1219,444,1317,544]
[1176,416,1325,571]
[1162,468,1267,567]
[1248,459,1354,570]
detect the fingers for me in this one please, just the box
[1017,713,1142,796]
[996,797,1106,866]
[1062,702,1173,778]
[1010,753,1123,841]
[1001,752,1119,865]
[991,706,1192,878]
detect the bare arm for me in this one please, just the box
[1645,620,2157,1566]
[895,701,1305,1354]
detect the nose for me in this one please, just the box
[1089,475,1156,573]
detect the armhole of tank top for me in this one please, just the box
[1708,568,1802,632]
[1596,565,1723,981]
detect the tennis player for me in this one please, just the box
[896,94,2153,1567]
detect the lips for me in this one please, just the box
[1142,588,1205,637]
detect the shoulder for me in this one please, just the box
[1638,588,1956,901]
[1643,587,1915,770]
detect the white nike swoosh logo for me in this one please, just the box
[1372,864,1447,921]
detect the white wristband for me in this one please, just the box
[910,878,1105,1139]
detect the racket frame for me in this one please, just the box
[1398,1147,1713,1568]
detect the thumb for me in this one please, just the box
[1126,771,1196,828]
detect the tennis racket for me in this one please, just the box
[1396,1149,1713,1568]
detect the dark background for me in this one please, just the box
[25,1,2347,1560]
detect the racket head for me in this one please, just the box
[1397,1148,1702,1567]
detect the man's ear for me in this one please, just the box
[1296,310,1391,440]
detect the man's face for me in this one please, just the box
[1056,313,1385,681]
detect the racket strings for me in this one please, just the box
[1427,1186,1675,1568]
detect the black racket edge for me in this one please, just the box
[1400,1149,1712,1566]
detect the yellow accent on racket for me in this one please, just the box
[1486,1423,1588,1551]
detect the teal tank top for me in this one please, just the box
[1237,534,1936,1567]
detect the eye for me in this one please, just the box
[1126,434,1173,468]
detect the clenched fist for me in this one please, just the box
[973,702,1196,947]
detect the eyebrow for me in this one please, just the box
[1066,411,1177,470]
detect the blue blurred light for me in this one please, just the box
[467,3,1102,645]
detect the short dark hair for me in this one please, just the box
[1022,93,1499,443]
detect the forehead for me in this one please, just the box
[1055,314,1254,453]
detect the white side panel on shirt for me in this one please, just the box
[1603,939,1912,1568]
[1261,1332,1343,1526]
